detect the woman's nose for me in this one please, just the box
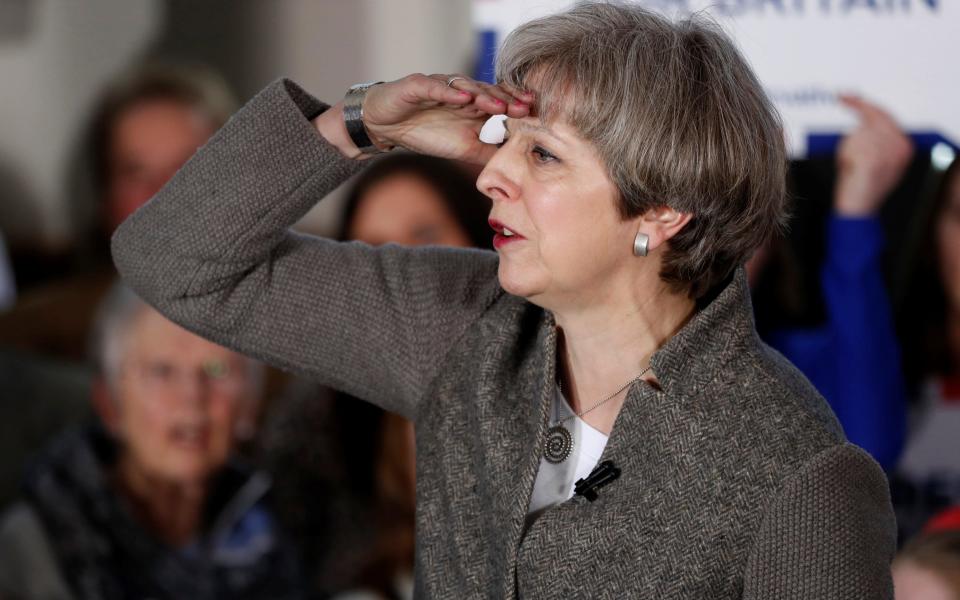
[476,150,519,204]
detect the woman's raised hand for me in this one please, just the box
[314,74,532,165]
[833,95,914,217]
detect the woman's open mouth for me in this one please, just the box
[489,218,525,249]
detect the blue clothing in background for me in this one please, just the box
[764,216,906,471]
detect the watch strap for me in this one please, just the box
[343,82,390,155]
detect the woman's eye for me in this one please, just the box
[531,145,557,163]
[142,362,175,382]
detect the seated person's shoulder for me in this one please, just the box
[0,502,73,599]
[0,502,47,551]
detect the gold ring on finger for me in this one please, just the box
[446,75,467,88]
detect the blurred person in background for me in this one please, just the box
[892,157,960,540]
[0,64,237,511]
[340,153,491,249]
[0,283,301,599]
[0,63,234,361]
[892,530,960,600]
[88,65,234,246]
[264,153,490,600]
[748,95,912,471]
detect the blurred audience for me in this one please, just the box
[892,157,960,540]
[749,95,911,471]
[0,284,301,599]
[263,153,490,600]
[0,63,234,360]
[1,54,954,593]
[0,63,237,511]
[339,152,492,249]
[893,530,960,600]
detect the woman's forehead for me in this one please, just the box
[504,116,576,145]
[505,66,580,123]
[503,117,549,136]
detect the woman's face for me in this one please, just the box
[107,308,250,486]
[937,172,960,314]
[348,174,472,248]
[476,116,638,307]
[106,99,215,233]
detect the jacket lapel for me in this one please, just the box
[473,302,557,600]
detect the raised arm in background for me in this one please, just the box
[767,95,911,470]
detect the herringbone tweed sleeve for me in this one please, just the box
[112,79,501,420]
[742,443,896,599]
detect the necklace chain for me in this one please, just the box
[557,364,653,424]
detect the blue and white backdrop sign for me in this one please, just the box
[473,0,957,158]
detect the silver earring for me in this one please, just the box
[633,231,649,257]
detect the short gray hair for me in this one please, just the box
[90,283,148,388]
[90,282,264,400]
[497,2,788,298]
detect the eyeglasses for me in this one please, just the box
[124,358,248,395]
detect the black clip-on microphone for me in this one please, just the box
[574,460,620,502]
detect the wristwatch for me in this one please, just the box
[343,81,392,155]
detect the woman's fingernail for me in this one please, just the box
[494,98,505,105]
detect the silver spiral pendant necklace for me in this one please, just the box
[543,365,653,464]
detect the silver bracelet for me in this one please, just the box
[343,81,391,155]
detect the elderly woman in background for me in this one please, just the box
[0,65,237,513]
[113,3,895,598]
[0,284,301,599]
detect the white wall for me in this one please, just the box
[245,0,475,234]
[0,0,161,248]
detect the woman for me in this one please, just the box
[0,63,233,361]
[892,157,960,539]
[339,152,491,248]
[113,4,895,598]
[0,285,300,599]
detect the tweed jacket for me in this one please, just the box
[112,79,896,599]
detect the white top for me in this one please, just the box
[526,386,609,524]
[898,378,960,478]
[893,377,960,535]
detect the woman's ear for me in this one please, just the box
[636,206,692,253]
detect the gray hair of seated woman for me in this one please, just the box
[89,282,264,406]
